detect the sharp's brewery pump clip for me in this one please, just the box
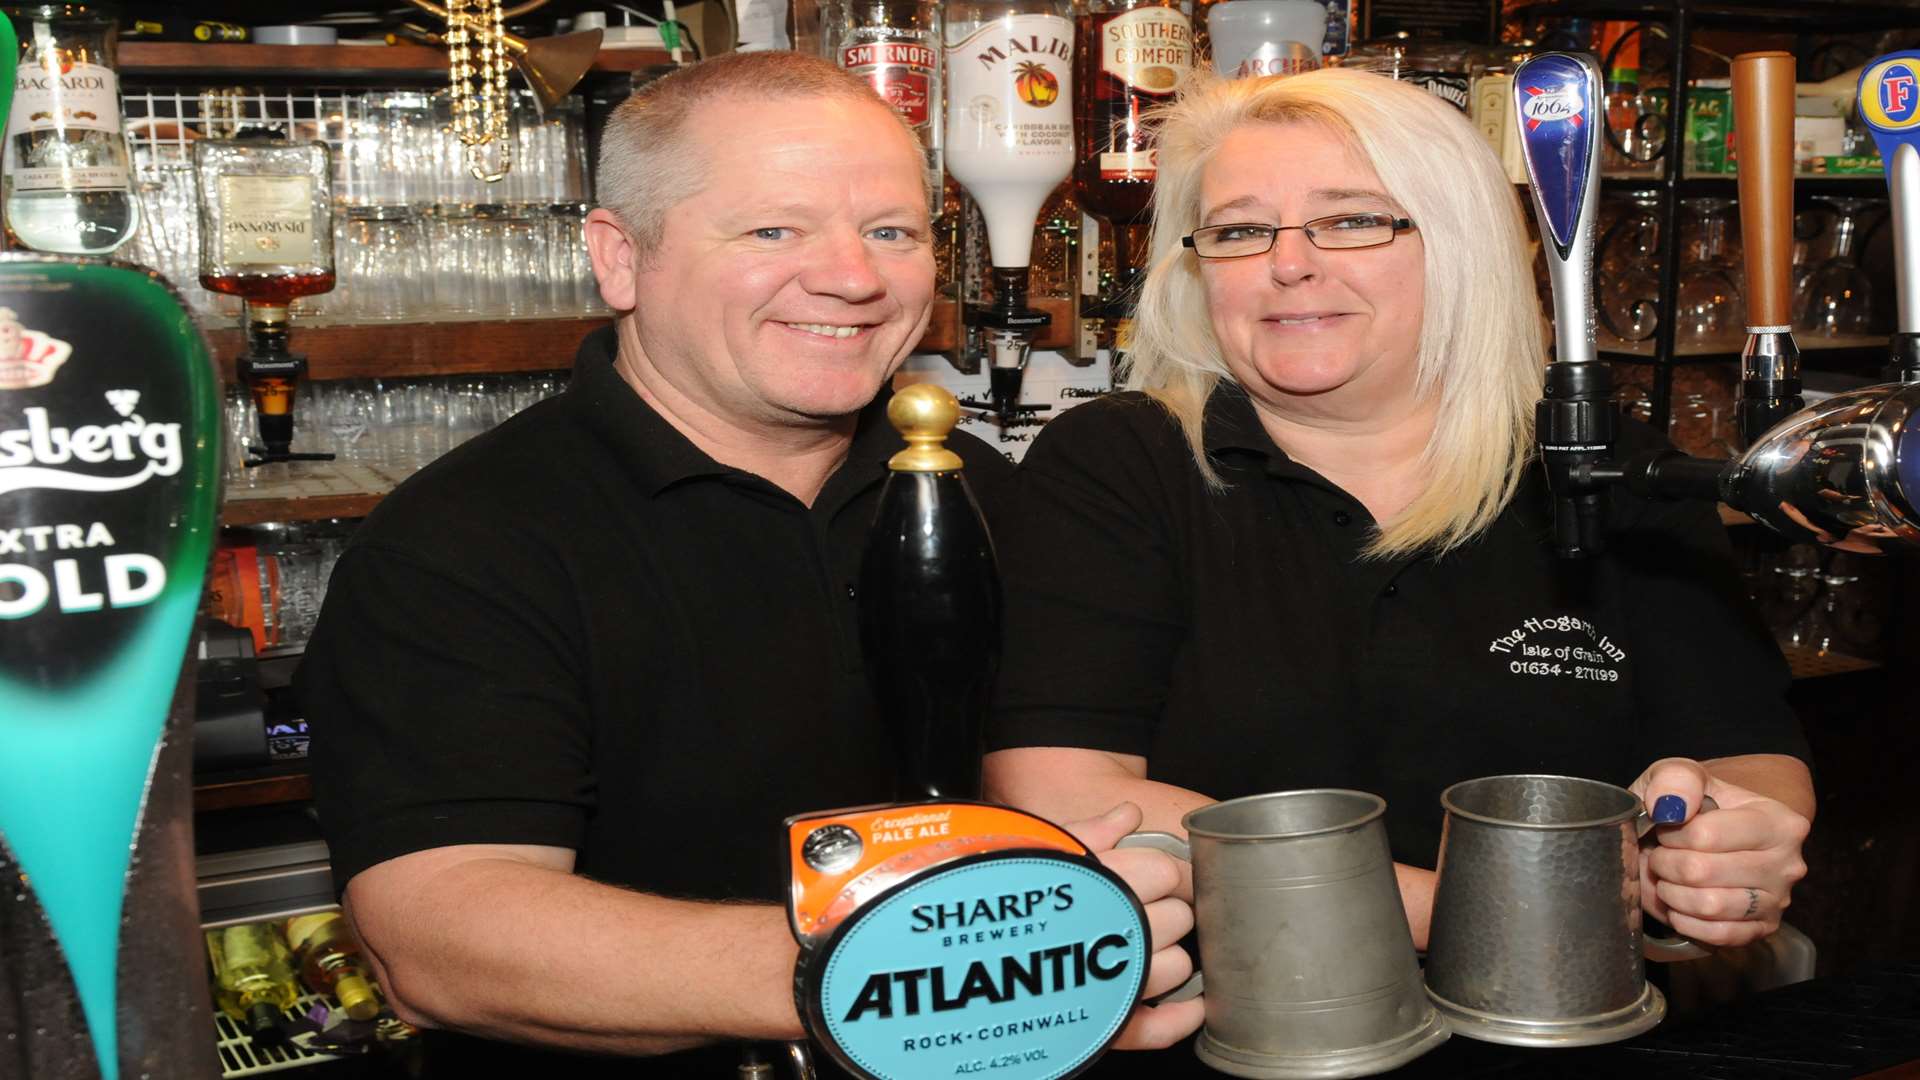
[786,802,1150,1079]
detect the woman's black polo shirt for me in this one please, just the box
[986,387,1809,866]
[300,327,1012,906]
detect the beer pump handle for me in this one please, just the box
[1731,51,1805,444]
[1858,51,1920,381]
[858,383,1001,802]
[1513,52,1612,557]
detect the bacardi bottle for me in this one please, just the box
[825,0,944,222]
[3,4,139,255]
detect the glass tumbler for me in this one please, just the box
[340,205,425,321]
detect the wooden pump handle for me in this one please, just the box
[1732,52,1797,329]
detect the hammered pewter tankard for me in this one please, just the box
[1424,775,1711,1047]
[1121,790,1448,1078]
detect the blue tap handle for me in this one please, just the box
[1858,51,1920,343]
[1514,52,1605,368]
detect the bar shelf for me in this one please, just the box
[120,41,674,82]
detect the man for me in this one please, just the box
[298,51,1200,1076]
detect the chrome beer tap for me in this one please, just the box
[1514,52,1612,558]
[1558,51,1920,555]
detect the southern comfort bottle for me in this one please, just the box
[1073,0,1189,367]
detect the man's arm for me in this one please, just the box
[344,844,804,1056]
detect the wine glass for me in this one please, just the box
[1674,197,1743,351]
[1597,192,1663,348]
[1798,196,1879,340]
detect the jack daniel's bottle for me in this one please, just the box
[859,384,1000,801]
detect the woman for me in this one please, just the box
[982,68,1812,952]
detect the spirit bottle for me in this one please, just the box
[824,0,944,222]
[1074,0,1188,367]
[2,3,139,254]
[944,0,1073,425]
[193,138,336,465]
[207,923,299,1048]
[285,912,383,1022]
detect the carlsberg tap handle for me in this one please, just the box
[0,257,224,1079]
[1514,51,1604,368]
[1858,51,1920,379]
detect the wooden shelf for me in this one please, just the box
[193,771,313,813]
[121,41,674,82]
[208,316,609,383]
[223,491,386,527]
[207,302,1071,384]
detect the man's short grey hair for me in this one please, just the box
[595,51,923,258]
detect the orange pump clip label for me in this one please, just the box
[785,802,1088,944]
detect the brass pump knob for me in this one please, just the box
[886,383,966,472]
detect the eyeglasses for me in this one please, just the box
[1182,213,1416,259]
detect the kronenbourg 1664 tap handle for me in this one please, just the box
[1731,51,1805,445]
[1513,51,1612,558]
[857,383,1002,802]
[1859,51,1920,381]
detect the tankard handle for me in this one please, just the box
[1633,795,1718,963]
[1114,831,1206,1003]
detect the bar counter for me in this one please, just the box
[1090,960,1920,1079]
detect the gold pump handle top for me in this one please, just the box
[1732,51,1797,330]
[887,383,966,472]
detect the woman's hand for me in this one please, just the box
[1065,802,1206,1050]
[1630,757,1812,947]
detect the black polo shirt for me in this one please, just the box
[298,327,1009,1075]
[987,387,1809,866]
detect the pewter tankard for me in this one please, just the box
[1424,774,1710,1047]
[1122,790,1448,1079]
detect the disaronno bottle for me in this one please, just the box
[3,3,139,254]
[193,138,335,464]
[943,0,1073,273]
[824,0,944,221]
[193,138,334,308]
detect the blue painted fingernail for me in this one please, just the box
[1652,795,1687,824]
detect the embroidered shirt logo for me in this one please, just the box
[1488,614,1626,683]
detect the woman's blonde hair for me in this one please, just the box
[1125,68,1545,558]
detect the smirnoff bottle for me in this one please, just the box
[3,4,140,255]
[825,0,944,221]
